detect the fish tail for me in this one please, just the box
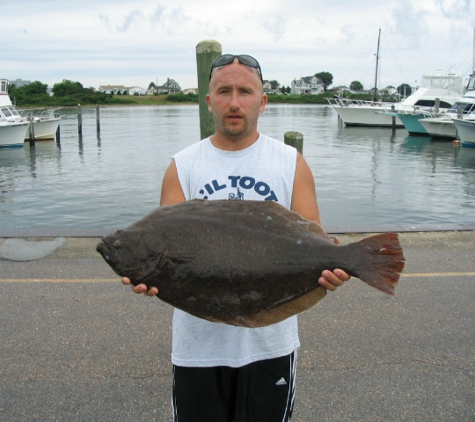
[344,233,405,295]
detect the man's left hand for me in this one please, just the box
[318,269,351,291]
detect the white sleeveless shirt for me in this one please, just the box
[171,134,300,367]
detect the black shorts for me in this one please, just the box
[172,351,297,422]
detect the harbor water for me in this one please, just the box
[1,104,474,234]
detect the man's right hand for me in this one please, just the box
[121,277,158,296]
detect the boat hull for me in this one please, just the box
[419,118,456,139]
[396,113,430,136]
[0,121,29,148]
[25,117,61,140]
[332,104,404,127]
[453,118,475,147]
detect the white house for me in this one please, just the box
[291,76,324,95]
[263,80,281,94]
[128,86,146,96]
[98,85,128,94]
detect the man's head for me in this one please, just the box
[206,54,267,147]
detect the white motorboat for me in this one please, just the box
[0,77,61,146]
[419,116,457,139]
[453,116,475,147]
[416,79,475,139]
[19,107,61,140]
[327,29,464,128]
[328,73,464,128]
[0,80,29,147]
[397,28,475,137]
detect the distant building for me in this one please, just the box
[148,78,182,95]
[98,85,128,95]
[128,86,146,96]
[291,75,324,95]
[98,85,147,95]
[10,79,32,88]
[263,80,281,94]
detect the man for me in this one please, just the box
[123,54,350,421]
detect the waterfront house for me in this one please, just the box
[263,80,281,94]
[148,78,182,95]
[98,85,128,95]
[128,86,146,96]
[291,76,324,95]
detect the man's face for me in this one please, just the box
[207,61,268,142]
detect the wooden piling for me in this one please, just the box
[77,104,83,137]
[28,114,35,142]
[196,40,222,139]
[96,104,100,135]
[284,131,303,154]
[55,124,61,145]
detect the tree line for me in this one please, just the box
[8,75,413,108]
[8,80,136,107]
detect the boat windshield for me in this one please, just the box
[1,107,13,118]
[448,101,475,114]
[0,106,21,120]
[465,74,475,92]
[413,99,452,109]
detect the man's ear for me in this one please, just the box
[206,93,211,112]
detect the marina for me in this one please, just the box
[0,103,475,234]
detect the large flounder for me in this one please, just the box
[97,200,405,328]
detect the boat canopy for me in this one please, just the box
[419,75,464,94]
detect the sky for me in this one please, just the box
[3,0,475,91]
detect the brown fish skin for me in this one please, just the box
[97,200,405,328]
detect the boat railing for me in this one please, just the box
[19,107,61,120]
[326,98,392,108]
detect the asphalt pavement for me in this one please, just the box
[0,231,474,422]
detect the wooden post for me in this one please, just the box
[284,131,303,154]
[391,104,396,130]
[77,104,83,137]
[96,104,100,135]
[55,124,61,145]
[28,114,35,142]
[196,40,222,139]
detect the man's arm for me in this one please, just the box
[159,160,186,207]
[291,153,350,291]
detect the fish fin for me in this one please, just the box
[259,200,340,244]
[163,250,196,265]
[303,221,340,244]
[235,286,327,328]
[284,207,340,244]
[345,233,405,295]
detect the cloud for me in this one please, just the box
[390,1,429,49]
[99,9,145,32]
[262,14,288,43]
[150,4,190,33]
[437,0,472,18]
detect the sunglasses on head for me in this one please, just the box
[209,54,263,83]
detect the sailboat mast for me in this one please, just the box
[373,28,381,101]
[472,26,475,74]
